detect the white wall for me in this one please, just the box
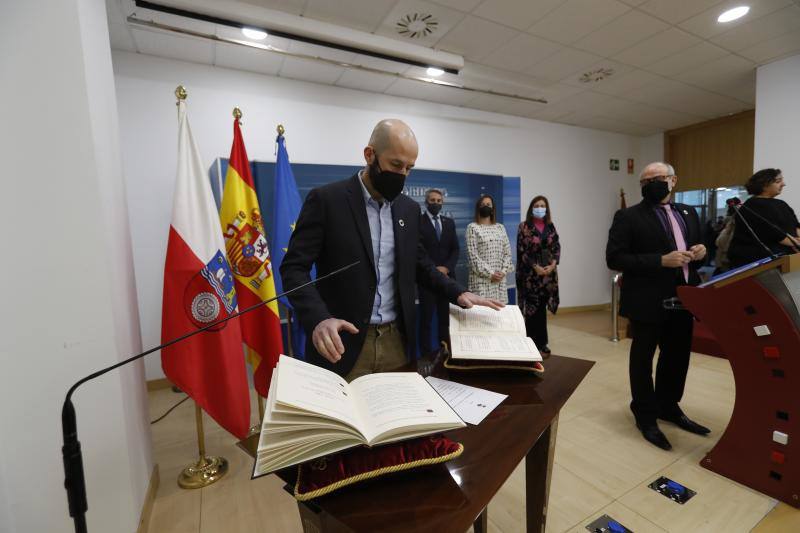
[111,51,649,380]
[0,1,152,532]
[755,54,800,208]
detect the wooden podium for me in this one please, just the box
[678,255,800,508]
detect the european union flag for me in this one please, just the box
[272,133,308,357]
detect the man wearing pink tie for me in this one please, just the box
[606,162,710,450]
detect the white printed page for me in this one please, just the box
[449,304,526,335]
[273,355,365,436]
[349,372,465,444]
[450,334,542,361]
[425,377,508,425]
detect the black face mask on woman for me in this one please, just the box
[368,155,406,202]
[479,205,493,218]
[641,180,670,204]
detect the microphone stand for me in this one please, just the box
[738,203,800,253]
[732,204,779,260]
[62,261,358,533]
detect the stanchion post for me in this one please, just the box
[610,273,621,342]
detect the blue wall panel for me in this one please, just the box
[211,159,511,355]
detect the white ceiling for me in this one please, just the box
[106,0,800,136]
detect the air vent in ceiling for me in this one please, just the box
[396,13,439,39]
[579,68,615,83]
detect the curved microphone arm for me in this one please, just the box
[732,205,778,260]
[62,261,358,533]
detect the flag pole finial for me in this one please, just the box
[175,85,187,103]
[233,107,243,120]
[277,124,285,136]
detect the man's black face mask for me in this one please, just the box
[641,180,670,204]
[368,154,406,202]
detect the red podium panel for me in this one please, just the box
[679,266,800,507]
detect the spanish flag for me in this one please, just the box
[220,116,283,397]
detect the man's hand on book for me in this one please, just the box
[312,318,360,363]
[457,292,505,311]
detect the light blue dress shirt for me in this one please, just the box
[358,172,397,324]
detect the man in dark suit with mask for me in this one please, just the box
[606,162,710,450]
[280,119,502,381]
[418,188,459,355]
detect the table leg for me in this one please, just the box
[473,508,488,533]
[297,501,323,533]
[294,498,352,533]
[525,415,559,533]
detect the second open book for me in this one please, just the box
[449,304,542,362]
[253,355,466,477]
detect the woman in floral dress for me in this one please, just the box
[516,195,560,355]
[466,194,514,304]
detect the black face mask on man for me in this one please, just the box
[426,202,442,216]
[641,180,670,204]
[368,154,406,202]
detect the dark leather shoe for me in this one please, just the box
[659,414,710,435]
[636,423,672,450]
[540,345,551,354]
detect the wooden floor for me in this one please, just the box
[145,311,799,532]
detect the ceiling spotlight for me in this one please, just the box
[426,67,444,77]
[717,6,749,23]
[242,27,268,40]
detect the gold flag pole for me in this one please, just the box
[258,396,265,421]
[173,85,228,489]
[178,403,229,489]
[232,104,266,439]
[175,84,187,103]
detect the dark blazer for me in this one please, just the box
[280,174,465,376]
[606,201,703,323]
[419,212,459,278]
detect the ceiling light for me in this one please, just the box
[717,6,749,23]
[426,67,444,77]
[242,27,267,40]
[135,0,464,73]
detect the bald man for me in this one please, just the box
[606,162,710,450]
[281,119,502,381]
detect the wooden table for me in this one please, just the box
[249,354,593,533]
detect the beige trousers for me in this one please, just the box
[345,322,407,382]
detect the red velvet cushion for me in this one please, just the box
[294,434,463,500]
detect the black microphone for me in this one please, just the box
[731,204,779,260]
[62,260,359,533]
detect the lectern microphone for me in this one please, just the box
[62,260,359,533]
[739,203,800,251]
[732,204,779,260]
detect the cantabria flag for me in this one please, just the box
[160,99,250,439]
[220,116,283,397]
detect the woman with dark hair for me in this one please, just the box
[516,196,560,355]
[728,168,800,267]
[466,194,513,303]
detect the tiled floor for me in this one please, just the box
[145,311,799,532]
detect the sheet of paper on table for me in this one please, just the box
[425,376,508,425]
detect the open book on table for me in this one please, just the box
[252,355,466,477]
[448,304,542,363]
